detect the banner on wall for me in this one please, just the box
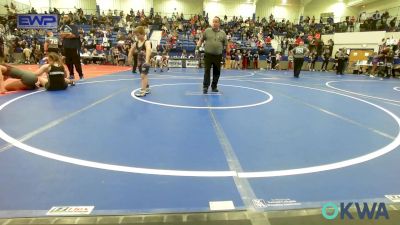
[17,14,58,29]
[168,59,183,68]
[186,60,199,68]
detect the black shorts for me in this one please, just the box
[48,48,59,54]
[138,64,150,75]
[45,82,68,91]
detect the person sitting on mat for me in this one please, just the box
[0,63,39,94]
[1,53,75,94]
[35,52,75,90]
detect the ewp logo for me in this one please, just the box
[17,14,58,29]
[322,202,389,220]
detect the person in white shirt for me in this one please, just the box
[22,46,32,64]
[162,53,169,72]
[154,52,163,72]
[181,50,187,59]
[80,48,92,64]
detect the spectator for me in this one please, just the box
[308,50,317,71]
[372,10,381,30]
[22,46,31,64]
[288,51,294,70]
[321,47,331,71]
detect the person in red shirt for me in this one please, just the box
[265,36,272,46]
[242,50,248,69]
[171,35,177,45]
[295,36,302,45]
[229,42,236,50]
[307,34,313,43]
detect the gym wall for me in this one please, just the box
[203,0,255,20]
[303,0,360,22]
[153,0,203,17]
[256,0,302,22]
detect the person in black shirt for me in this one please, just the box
[321,47,331,71]
[35,53,75,90]
[253,51,259,69]
[60,15,84,80]
[0,31,4,62]
[242,50,248,69]
[270,49,277,70]
[128,26,152,97]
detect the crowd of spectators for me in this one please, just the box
[0,2,399,71]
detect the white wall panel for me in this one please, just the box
[331,31,385,53]
[153,0,202,17]
[359,0,400,17]
[256,0,301,21]
[51,0,96,14]
[303,0,360,22]
[255,1,274,19]
[204,0,255,20]
[3,0,36,13]
[96,0,152,14]
[96,0,121,13]
[0,0,5,14]
[77,0,97,12]
[120,0,153,13]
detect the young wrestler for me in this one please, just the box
[128,26,152,97]
[0,64,38,94]
[35,52,75,90]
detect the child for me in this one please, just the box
[275,51,281,70]
[128,26,152,97]
[288,52,294,70]
[154,52,163,72]
[308,51,317,71]
[253,51,259,69]
[35,52,75,90]
[265,53,271,70]
[236,50,241,70]
[230,50,236,69]
[162,52,169,71]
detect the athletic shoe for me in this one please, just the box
[135,90,146,97]
[70,81,75,86]
[203,88,208,94]
[211,87,219,92]
[145,88,151,94]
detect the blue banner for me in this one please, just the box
[17,14,58,29]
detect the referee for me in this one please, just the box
[197,17,229,94]
[290,41,309,78]
[60,15,84,80]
